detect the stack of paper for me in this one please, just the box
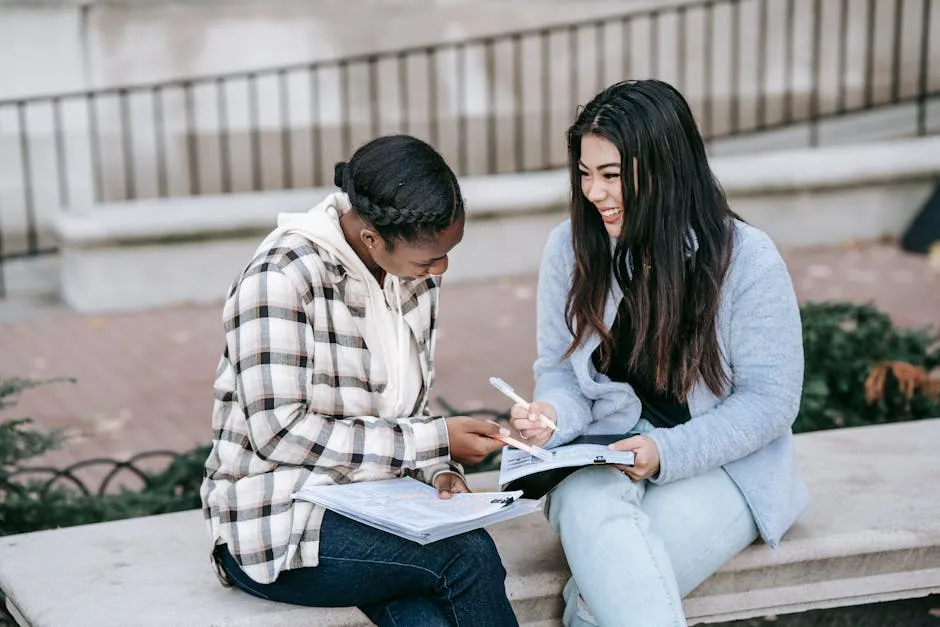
[292,477,541,545]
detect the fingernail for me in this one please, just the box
[499,427,510,436]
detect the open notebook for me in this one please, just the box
[293,477,541,545]
[499,435,637,500]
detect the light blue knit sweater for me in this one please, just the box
[533,219,809,548]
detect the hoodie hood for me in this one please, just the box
[275,192,373,282]
[267,192,423,420]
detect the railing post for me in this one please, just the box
[368,56,379,141]
[513,33,524,172]
[87,93,103,203]
[756,0,768,128]
[917,0,932,136]
[279,69,293,190]
[153,86,168,198]
[486,38,497,175]
[338,61,351,162]
[248,73,262,192]
[729,0,741,135]
[783,0,795,124]
[864,0,877,107]
[398,52,410,136]
[676,6,687,92]
[540,28,551,170]
[52,97,69,208]
[310,65,323,188]
[184,82,200,196]
[426,47,439,151]
[456,43,467,175]
[119,89,136,200]
[216,77,232,194]
[835,0,849,114]
[18,102,38,254]
[702,3,713,138]
[891,0,903,103]
[809,0,823,147]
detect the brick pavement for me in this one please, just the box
[0,242,938,477]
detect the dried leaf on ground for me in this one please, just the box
[865,361,940,403]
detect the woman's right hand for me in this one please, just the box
[509,401,557,448]
[445,416,506,465]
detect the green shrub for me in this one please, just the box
[0,445,210,537]
[0,377,209,537]
[0,378,61,471]
[796,302,940,434]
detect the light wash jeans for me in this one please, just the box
[545,420,759,627]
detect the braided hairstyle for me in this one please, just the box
[334,135,464,249]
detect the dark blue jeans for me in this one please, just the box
[215,510,518,626]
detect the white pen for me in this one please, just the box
[486,421,554,461]
[488,377,558,432]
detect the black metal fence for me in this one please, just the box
[1,0,938,297]
[2,449,196,497]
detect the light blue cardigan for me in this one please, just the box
[534,219,809,548]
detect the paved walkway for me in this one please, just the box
[1,242,938,477]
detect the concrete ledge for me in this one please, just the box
[50,136,940,312]
[52,171,569,312]
[1,419,938,626]
[715,135,940,193]
[53,170,569,250]
[51,136,940,248]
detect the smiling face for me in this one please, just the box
[578,134,627,238]
[363,213,465,280]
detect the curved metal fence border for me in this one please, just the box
[3,449,185,498]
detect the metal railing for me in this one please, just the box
[1,0,938,297]
[2,449,200,497]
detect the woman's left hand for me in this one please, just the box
[433,472,470,499]
[610,435,660,482]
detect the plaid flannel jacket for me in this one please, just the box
[201,231,457,584]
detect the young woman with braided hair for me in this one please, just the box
[202,135,517,626]
[509,80,807,626]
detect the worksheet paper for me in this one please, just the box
[293,477,541,544]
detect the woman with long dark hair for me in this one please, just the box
[202,135,518,626]
[510,80,807,626]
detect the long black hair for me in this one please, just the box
[334,135,464,249]
[564,79,736,400]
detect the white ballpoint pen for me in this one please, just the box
[488,377,558,432]
[485,421,554,461]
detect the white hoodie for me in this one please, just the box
[257,192,423,419]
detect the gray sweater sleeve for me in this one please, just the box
[532,224,594,446]
[646,237,804,484]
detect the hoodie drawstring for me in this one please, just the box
[390,277,407,413]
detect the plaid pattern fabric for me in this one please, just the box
[201,232,456,584]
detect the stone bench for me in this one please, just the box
[49,136,940,313]
[2,419,939,626]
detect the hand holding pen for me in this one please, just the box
[489,377,558,449]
